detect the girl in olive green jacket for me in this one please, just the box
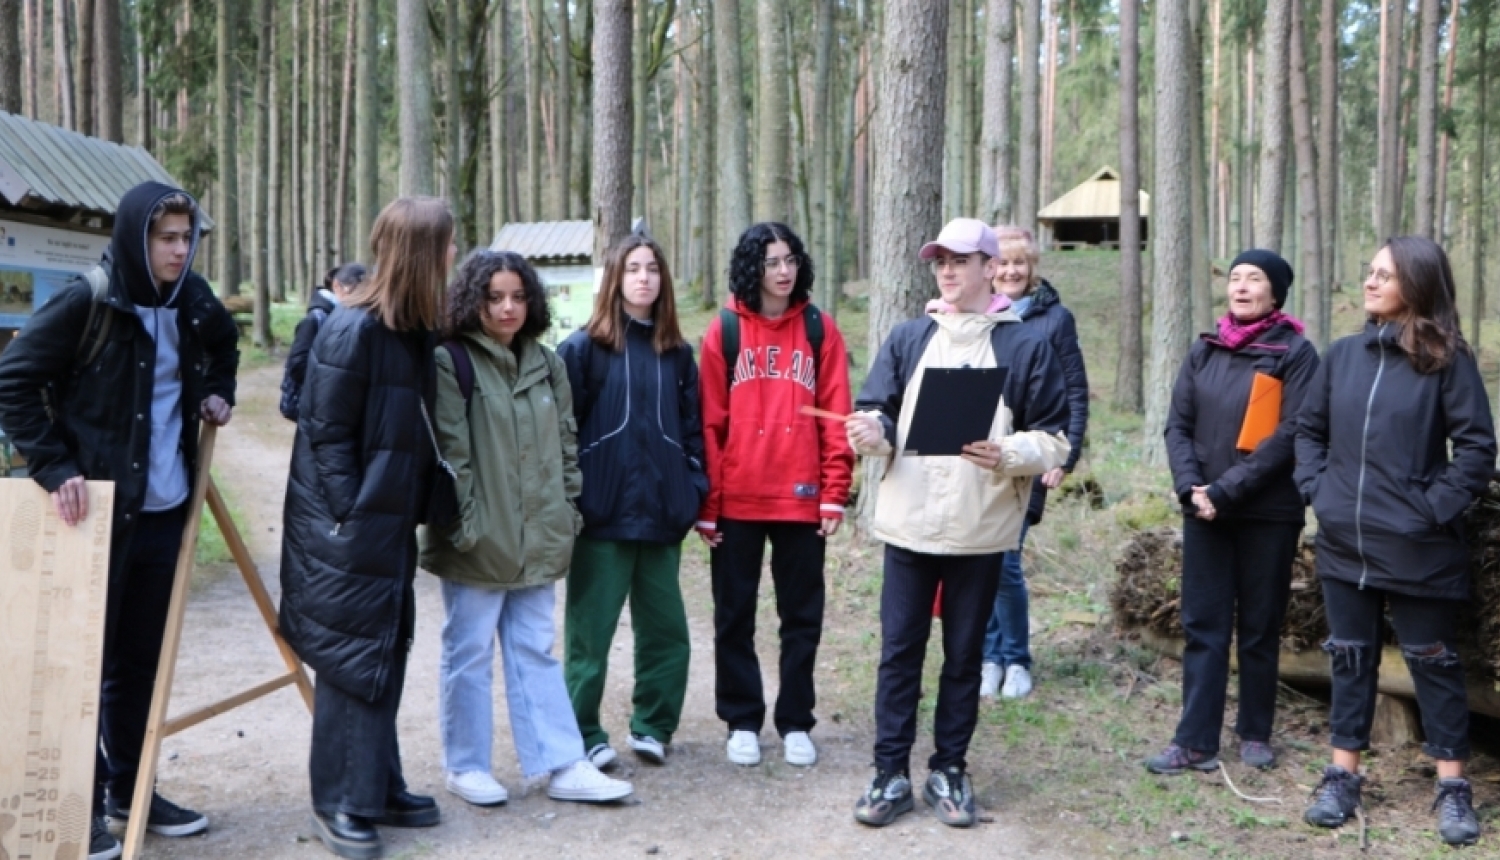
[418,251,631,807]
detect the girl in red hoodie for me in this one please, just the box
[697,222,855,768]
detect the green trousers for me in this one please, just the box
[564,536,690,747]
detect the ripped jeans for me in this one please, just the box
[1321,578,1471,760]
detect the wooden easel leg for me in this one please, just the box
[205,478,313,711]
[121,426,217,860]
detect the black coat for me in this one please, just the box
[557,318,708,543]
[278,288,337,420]
[0,182,238,558]
[1018,281,1090,524]
[1165,321,1319,524]
[1295,322,1497,599]
[278,306,436,703]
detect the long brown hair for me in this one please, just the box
[585,232,684,353]
[1382,235,1467,374]
[345,196,453,331]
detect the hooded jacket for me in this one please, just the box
[1165,320,1319,524]
[697,297,855,526]
[278,306,436,703]
[0,182,237,557]
[279,288,338,420]
[557,317,708,543]
[1015,280,1089,524]
[419,333,582,589]
[852,310,1071,555]
[1295,322,1496,599]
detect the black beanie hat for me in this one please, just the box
[1229,249,1294,309]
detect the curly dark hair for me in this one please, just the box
[727,222,815,313]
[444,249,553,342]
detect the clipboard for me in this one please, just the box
[1235,372,1283,452]
[903,367,1007,456]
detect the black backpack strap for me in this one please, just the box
[719,307,739,390]
[442,340,476,409]
[803,303,824,380]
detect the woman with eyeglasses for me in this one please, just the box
[696,222,855,769]
[1295,237,1495,847]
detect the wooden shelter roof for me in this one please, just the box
[1038,166,1151,221]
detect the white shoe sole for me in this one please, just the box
[727,745,761,766]
[548,782,634,803]
[445,778,508,807]
[629,738,666,765]
[106,812,208,837]
[784,747,817,766]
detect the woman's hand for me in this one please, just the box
[1040,467,1066,489]
[961,440,1003,471]
[846,413,884,450]
[1191,485,1217,521]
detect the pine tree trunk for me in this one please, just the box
[554,0,574,218]
[1144,0,1193,464]
[334,0,356,259]
[714,0,750,283]
[1255,0,1291,252]
[980,0,1015,225]
[290,0,305,295]
[752,0,788,222]
[354,0,378,254]
[317,0,333,274]
[303,0,318,286]
[1208,0,1221,258]
[0,0,20,113]
[1413,0,1440,238]
[1238,45,1255,251]
[527,0,544,219]
[1290,0,1325,345]
[859,0,949,526]
[1016,0,1041,231]
[1040,3,1058,206]
[252,0,272,345]
[1115,0,1142,414]
[398,0,435,195]
[1433,0,1459,242]
[593,0,633,261]
[217,0,243,298]
[54,0,75,128]
[22,0,38,117]
[135,24,151,149]
[695,0,716,307]
[1317,0,1339,298]
[268,6,284,305]
[674,9,692,272]
[1189,0,1212,334]
[94,0,121,140]
[1471,3,1490,354]
[811,0,834,284]
[75,0,94,135]
[490,13,506,229]
[444,0,460,202]
[1377,0,1405,239]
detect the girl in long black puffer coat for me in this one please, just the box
[1295,236,1496,848]
[279,197,455,860]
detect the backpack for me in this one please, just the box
[74,265,115,369]
[718,304,824,390]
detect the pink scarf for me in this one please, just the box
[1214,310,1305,351]
[924,294,1013,315]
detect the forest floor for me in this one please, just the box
[129,251,1500,859]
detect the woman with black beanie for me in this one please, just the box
[1146,249,1319,775]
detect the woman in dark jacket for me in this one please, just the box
[557,232,707,770]
[1295,236,1496,847]
[979,226,1089,701]
[280,262,367,420]
[1146,249,1319,776]
[279,197,454,860]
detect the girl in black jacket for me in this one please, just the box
[280,263,367,420]
[279,197,455,860]
[556,233,707,770]
[1295,236,1496,847]
[1148,249,1319,775]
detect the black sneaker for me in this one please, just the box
[89,815,122,860]
[1144,743,1220,775]
[924,766,977,828]
[853,769,914,827]
[1434,778,1481,846]
[1304,765,1363,829]
[105,792,208,837]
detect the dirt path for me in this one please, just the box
[132,361,1074,860]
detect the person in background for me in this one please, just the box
[558,232,705,770]
[0,182,237,860]
[279,196,452,860]
[1296,236,1495,847]
[1146,249,1318,777]
[978,226,1089,701]
[696,222,855,769]
[280,263,368,420]
[420,250,633,809]
[847,218,1069,829]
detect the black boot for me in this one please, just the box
[375,790,441,828]
[310,809,383,859]
[1434,778,1481,847]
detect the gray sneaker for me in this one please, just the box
[1143,743,1220,775]
[923,766,977,828]
[1434,778,1481,846]
[1239,740,1276,770]
[854,770,914,827]
[1304,765,1363,829]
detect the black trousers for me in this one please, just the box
[95,504,188,813]
[872,545,1002,775]
[308,575,416,818]
[710,519,825,736]
[1322,577,1471,760]
[1173,516,1300,755]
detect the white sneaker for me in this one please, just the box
[547,759,634,802]
[629,733,666,765]
[445,770,508,806]
[587,742,619,771]
[1001,664,1034,699]
[783,731,817,766]
[980,662,1004,698]
[726,730,761,766]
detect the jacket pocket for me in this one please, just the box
[577,441,624,527]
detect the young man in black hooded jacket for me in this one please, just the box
[0,181,238,860]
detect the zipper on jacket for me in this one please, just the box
[656,355,687,456]
[1354,323,1389,589]
[579,343,632,456]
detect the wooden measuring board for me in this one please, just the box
[0,479,113,860]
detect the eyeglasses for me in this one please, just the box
[763,255,802,272]
[1363,266,1397,286]
[928,256,976,273]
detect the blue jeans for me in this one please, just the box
[440,579,586,779]
[982,522,1030,669]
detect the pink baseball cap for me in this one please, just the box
[918,218,1000,260]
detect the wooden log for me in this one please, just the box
[1370,693,1423,747]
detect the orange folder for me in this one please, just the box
[1236,372,1283,452]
